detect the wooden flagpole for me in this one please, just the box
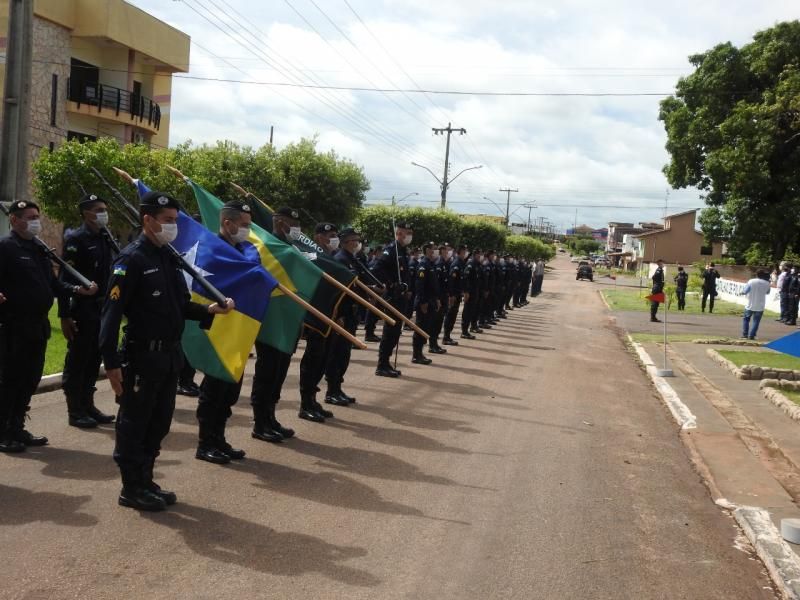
[355,279,429,340]
[277,284,366,349]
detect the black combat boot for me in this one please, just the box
[375,362,401,377]
[11,411,47,447]
[299,394,326,422]
[66,395,97,429]
[118,470,166,512]
[143,458,177,505]
[268,404,295,439]
[85,390,115,424]
[0,419,25,453]
[251,403,284,443]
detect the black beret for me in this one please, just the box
[140,191,180,211]
[457,244,468,251]
[78,193,106,210]
[275,206,300,220]
[422,241,435,251]
[222,200,251,214]
[339,227,360,240]
[314,222,338,234]
[395,221,414,230]
[9,200,39,214]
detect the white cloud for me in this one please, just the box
[129,0,798,231]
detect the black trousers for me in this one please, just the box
[364,307,378,336]
[178,349,196,385]
[676,288,686,310]
[444,296,461,338]
[378,294,407,365]
[299,328,332,397]
[413,305,434,354]
[430,300,447,347]
[251,341,293,409]
[197,374,243,449]
[0,319,48,434]
[62,316,102,414]
[113,347,182,485]
[326,313,357,393]
[650,300,660,319]
[781,292,789,321]
[461,294,476,334]
[701,289,716,312]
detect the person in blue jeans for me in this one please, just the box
[741,269,772,340]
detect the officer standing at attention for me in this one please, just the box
[100,191,232,511]
[194,200,252,465]
[0,201,98,452]
[701,262,721,313]
[412,242,440,365]
[373,222,413,378]
[461,248,481,339]
[443,244,467,345]
[250,206,302,441]
[58,194,116,429]
[674,266,688,311]
[650,259,665,323]
[297,223,339,423]
[325,227,363,406]
[428,243,449,355]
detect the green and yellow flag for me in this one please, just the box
[191,181,323,353]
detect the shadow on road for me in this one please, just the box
[399,375,519,400]
[326,419,472,455]
[153,500,382,587]
[13,446,119,481]
[355,403,480,434]
[0,484,98,527]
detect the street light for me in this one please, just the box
[481,196,506,217]
[392,192,419,206]
[411,161,481,209]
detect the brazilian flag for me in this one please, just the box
[135,180,276,382]
[190,181,325,353]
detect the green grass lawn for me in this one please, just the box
[718,349,800,370]
[601,288,775,317]
[44,305,68,376]
[784,390,800,406]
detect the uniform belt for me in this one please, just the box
[128,339,180,352]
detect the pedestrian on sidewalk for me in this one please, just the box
[740,269,772,340]
[650,259,665,323]
[673,265,688,310]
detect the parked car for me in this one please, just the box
[558,248,566,253]
[576,261,593,282]
[570,256,581,263]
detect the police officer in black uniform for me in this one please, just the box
[650,259,665,323]
[461,248,481,339]
[412,242,439,365]
[373,222,413,378]
[100,191,232,511]
[674,265,688,311]
[250,206,302,441]
[297,222,340,422]
[58,193,116,429]
[0,200,98,452]
[701,262,721,313]
[443,244,467,345]
[194,200,252,465]
[325,227,363,406]
[428,243,449,354]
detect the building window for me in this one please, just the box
[67,131,97,143]
[50,74,58,126]
[701,245,713,255]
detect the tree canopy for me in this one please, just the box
[659,21,800,263]
[32,137,369,231]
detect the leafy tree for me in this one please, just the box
[458,218,507,251]
[505,235,555,260]
[567,237,602,255]
[659,21,800,262]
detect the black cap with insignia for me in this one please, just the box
[9,200,39,214]
[78,193,106,212]
[275,206,300,220]
[314,222,338,234]
[222,200,251,213]
[339,227,360,240]
[395,221,414,230]
[140,191,181,213]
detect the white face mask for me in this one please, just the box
[288,226,302,241]
[328,237,340,250]
[354,242,363,253]
[95,212,109,227]
[25,219,42,237]
[155,223,178,244]
[231,227,250,244]
[446,250,453,259]
[403,234,413,246]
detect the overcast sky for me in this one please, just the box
[130,0,797,232]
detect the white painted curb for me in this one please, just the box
[628,336,697,430]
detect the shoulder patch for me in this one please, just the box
[419,271,425,278]
[113,266,127,277]
[109,285,121,301]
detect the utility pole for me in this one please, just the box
[499,187,518,227]
[269,125,274,147]
[432,122,466,208]
[0,0,34,231]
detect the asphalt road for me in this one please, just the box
[0,255,777,599]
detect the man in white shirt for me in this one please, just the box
[741,269,772,340]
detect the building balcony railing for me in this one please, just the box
[67,79,161,131]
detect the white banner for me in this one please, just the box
[715,277,781,313]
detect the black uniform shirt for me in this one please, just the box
[701,269,720,292]
[0,231,75,324]
[674,271,689,290]
[57,223,114,319]
[449,256,465,296]
[414,256,440,305]
[652,266,665,293]
[434,256,449,300]
[99,234,213,369]
[373,240,410,293]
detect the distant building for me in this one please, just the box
[635,210,723,265]
[566,224,595,236]
[591,227,608,242]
